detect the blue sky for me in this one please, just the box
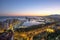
[0,0,60,16]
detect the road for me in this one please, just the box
[14,22,59,40]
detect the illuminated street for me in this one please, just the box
[0,16,60,40]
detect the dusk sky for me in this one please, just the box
[0,0,60,16]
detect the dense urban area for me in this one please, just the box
[0,15,60,40]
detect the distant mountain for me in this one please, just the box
[50,14,60,17]
[48,14,60,21]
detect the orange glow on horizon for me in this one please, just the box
[6,14,50,16]
[2,9,60,16]
[6,12,51,16]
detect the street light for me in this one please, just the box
[46,28,55,33]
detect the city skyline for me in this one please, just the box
[0,0,60,16]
